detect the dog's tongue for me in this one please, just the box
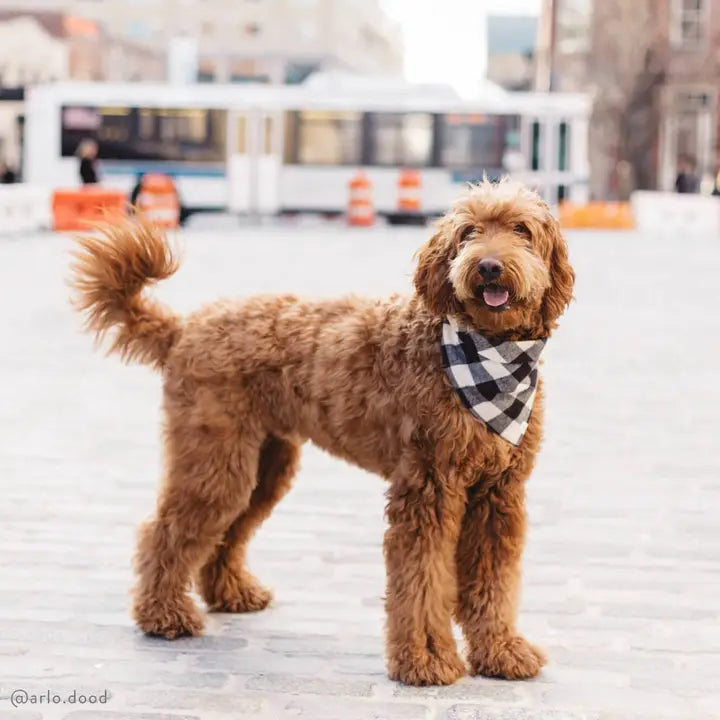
[483,287,509,307]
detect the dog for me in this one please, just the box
[70,179,574,686]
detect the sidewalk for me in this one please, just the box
[0,225,718,719]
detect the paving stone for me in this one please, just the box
[123,689,265,714]
[445,709,602,720]
[279,697,431,719]
[244,673,375,697]
[64,714,201,720]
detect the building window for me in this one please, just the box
[672,0,708,48]
[369,113,433,166]
[285,111,362,165]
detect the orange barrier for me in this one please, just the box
[52,187,127,232]
[347,171,375,226]
[136,173,180,229]
[397,169,421,213]
[559,202,635,229]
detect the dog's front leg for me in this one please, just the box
[455,475,546,679]
[383,460,467,686]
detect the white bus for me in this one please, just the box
[24,75,590,216]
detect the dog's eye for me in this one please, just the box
[459,226,475,245]
[513,223,532,244]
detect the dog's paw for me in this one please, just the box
[133,595,205,640]
[202,571,273,613]
[388,648,466,686]
[208,581,273,613]
[469,635,546,680]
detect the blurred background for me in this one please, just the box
[0,0,718,226]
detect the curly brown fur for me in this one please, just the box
[70,220,180,370]
[70,180,574,686]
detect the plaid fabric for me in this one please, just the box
[441,317,546,446]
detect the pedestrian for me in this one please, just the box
[77,139,100,186]
[712,169,720,196]
[675,156,698,194]
[129,172,145,207]
[0,159,16,184]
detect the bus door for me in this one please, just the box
[227,109,281,216]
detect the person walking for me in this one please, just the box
[675,156,698,194]
[0,159,16,184]
[77,139,100,186]
[711,169,720,196]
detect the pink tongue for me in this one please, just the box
[483,287,509,307]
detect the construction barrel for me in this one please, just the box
[52,187,127,232]
[135,173,181,229]
[397,169,421,213]
[347,171,375,227]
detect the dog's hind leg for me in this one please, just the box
[197,434,301,613]
[132,407,264,640]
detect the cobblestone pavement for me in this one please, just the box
[0,222,718,720]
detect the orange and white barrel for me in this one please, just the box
[397,169,421,214]
[137,173,180,229]
[347,171,375,227]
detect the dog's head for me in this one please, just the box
[414,180,575,337]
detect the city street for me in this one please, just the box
[0,220,718,720]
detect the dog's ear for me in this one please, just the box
[413,219,461,318]
[541,215,575,330]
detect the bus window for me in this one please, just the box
[441,115,503,170]
[441,114,523,176]
[61,106,227,163]
[285,111,362,165]
[369,113,433,167]
[138,109,155,140]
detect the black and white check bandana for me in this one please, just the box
[441,317,546,446]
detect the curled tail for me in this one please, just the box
[70,217,181,370]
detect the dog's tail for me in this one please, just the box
[70,217,181,370]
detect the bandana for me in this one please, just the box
[440,317,546,446]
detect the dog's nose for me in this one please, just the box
[478,258,503,282]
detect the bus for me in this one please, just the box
[23,75,590,216]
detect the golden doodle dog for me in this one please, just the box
[71,179,574,686]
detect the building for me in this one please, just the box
[0,11,166,83]
[4,0,404,84]
[486,14,538,91]
[535,0,592,92]
[656,0,719,191]
[0,9,165,170]
[537,0,720,196]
